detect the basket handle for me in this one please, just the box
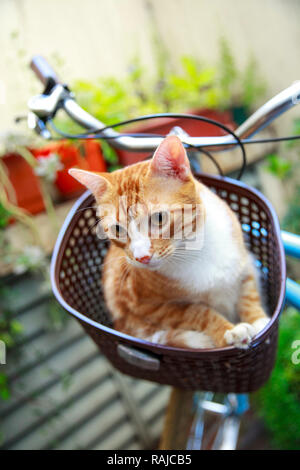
[117,344,160,371]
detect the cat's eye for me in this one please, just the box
[150,211,169,227]
[109,223,127,240]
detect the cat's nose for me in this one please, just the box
[136,255,151,264]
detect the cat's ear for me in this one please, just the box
[150,135,191,181]
[68,169,110,199]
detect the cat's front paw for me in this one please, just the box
[224,323,255,349]
[252,317,270,335]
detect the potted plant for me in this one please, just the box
[31,139,107,199]
[0,132,46,215]
[0,132,107,216]
[65,40,266,166]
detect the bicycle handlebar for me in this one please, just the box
[30,55,61,88]
[28,55,300,152]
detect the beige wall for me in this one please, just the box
[0,0,300,133]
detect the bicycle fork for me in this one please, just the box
[186,392,249,450]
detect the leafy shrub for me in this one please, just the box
[56,39,266,132]
[253,307,300,449]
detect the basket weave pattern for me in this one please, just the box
[52,174,286,392]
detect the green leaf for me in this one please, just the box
[0,203,12,229]
[0,332,14,347]
[10,320,23,335]
[265,153,292,179]
[181,56,199,80]
[0,373,7,386]
[0,387,10,400]
[100,140,118,165]
[253,308,300,449]
[0,373,10,401]
[282,186,300,234]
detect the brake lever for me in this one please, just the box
[27,112,52,139]
[28,83,72,119]
[27,83,75,139]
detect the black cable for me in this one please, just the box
[49,119,226,176]
[238,135,300,145]
[50,112,240,142]
[49,117,300,146]
[186,144,225,177]
[48,120,166,140]
[48,113,247,179]
[141,143,225,177]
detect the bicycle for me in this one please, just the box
[26,56,300,450]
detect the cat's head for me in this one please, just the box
[69,136,205,270]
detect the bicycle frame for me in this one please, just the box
[282,231,300,310]
[27,55,300,451]
[186,392,249,450]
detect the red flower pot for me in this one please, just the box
[2,140,107,216]
[2,152,45,215]
[32,140,107,199]
[115,108,235,166]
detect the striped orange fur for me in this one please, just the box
[69,136,269,349]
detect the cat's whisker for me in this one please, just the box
[105,256,128,282]
[74,205,98,215]
[170,253,198,265]
[163,256,180,273]
[175,244,202,251]
[175,253,198,258]
[158,251,173,260]
[118,262,131,290]
[101,255,127,269]
[87,219,103,234]
[174,248,203,257]
[104,257,126,271]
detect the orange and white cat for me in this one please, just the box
[69,135,269,349]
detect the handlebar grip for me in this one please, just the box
[30,55,61,88]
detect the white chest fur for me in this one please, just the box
[160,187,246,322]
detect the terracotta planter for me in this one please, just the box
[32,140,107,199]
[2,152,45,215]
[2,140,107,216]
[115,108,236,166]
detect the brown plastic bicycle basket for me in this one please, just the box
[51,173,286,393]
